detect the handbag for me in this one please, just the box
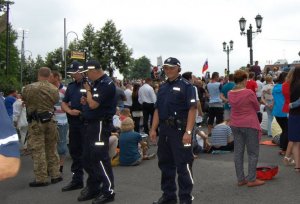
[17,107,28,128]
[132,111,143,117]
[256,165,279,180]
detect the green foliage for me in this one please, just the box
[125,56,151,80]
[44,47,64,74]
[93,20,132,77]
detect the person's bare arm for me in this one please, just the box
[0,155,20,181]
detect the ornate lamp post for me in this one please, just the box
[223,40,233,75]
[239,14,263,65]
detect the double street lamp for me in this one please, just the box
[239,14,263,65]
[64,18,78,80]
[223,40,233,75]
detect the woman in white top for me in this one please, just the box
[261,75,274,137]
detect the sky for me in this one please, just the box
[8,0,300,77]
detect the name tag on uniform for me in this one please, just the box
[173,87,180,91]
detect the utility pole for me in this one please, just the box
[20,29,25,88]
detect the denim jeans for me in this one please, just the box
[57,123,69,156]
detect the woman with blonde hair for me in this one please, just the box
[261,75,274,137]
[228,70,265,187]
[119,118,143,166]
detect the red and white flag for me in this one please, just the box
[202,59,208,73]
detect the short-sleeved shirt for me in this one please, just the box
[156,75,196,120]
[119,131,142,166]
[22,80,59,114]
[115,86,126,107]
[221,82,235,110]
[82,74,117,120]
[63,80,84,111]
[211,124,232,146]
[0,98,20,158]
[246,80,258,93]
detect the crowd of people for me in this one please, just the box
[1,58,300,204]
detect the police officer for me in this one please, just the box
[22,67,62,187]
[77,60,117,204]
[61,61,86,192]
[150,57,197,204]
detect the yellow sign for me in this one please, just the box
[71,51,85,60]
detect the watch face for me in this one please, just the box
[187,131,192,135]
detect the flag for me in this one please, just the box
[0,12,7,33]
[202,59,208,73]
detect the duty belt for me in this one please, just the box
[160,117,187,130]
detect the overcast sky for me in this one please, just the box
[9,0,300,77]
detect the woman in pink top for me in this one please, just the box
[228,70,265,187]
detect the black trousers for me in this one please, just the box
[83,120,114,196]
[157,124,194,203]
[68,120,86,183]
[275,116,289,151]
[142,102,154,134]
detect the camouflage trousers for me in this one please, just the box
[27,120,60,182]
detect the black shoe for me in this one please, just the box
[153,196,177,204]
[51,177,63,184]
[92,193,115,204]
[62,181,83,192]
[77,187,100,202]
[29,181,49,187]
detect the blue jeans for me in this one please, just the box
[265,106,274,136]
[57,123,69,156]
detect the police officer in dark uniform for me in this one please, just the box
[61,61,86,191]
[150,57,197,204]
[77,60,117,204]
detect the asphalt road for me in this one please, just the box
[1,136,300,204]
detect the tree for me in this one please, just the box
[93,20,132,77]
[126,56,151,80]
[78,23,96,61]
[45,47,63,74]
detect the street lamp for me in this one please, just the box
[223,40,233,75]
[239,14,263,65]
[63,18,79,80]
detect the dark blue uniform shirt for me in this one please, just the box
[156,75,196,120]
[83,74,117,120]
[63,80,84,111]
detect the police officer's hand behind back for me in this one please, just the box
[149,129,157,144]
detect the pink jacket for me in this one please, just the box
[228,89,261,137]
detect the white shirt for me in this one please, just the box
[124,88,133,106]
[138,83,157,104]
[256,80,264,98]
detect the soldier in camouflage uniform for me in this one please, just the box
[22,67,63,187]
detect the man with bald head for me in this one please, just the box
[22,67,62,187]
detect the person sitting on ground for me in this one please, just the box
[119,108,131,121]
[113,107,121,130]
[119,118,155,166]
[210,120,234,152]
[193,126,211,155]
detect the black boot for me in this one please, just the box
[62,181,83,192]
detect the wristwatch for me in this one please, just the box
[185,130,192,135]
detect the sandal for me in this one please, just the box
[295,168,300,172]
[283,157,295,166]
[278,150,286,156]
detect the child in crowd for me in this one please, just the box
[119,118,155,166]
[193,126,211,155]
[119,108,131,121]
